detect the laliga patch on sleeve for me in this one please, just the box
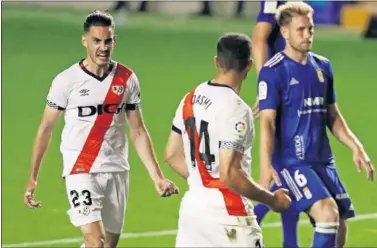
[234,121,247,136]
[258,81,268,100]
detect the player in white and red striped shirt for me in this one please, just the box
[24,10,178,248]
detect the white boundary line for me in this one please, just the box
[3,213,377,247]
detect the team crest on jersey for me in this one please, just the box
[112,85,125,95]
[316,69,324,83]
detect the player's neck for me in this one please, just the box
[283,48,308,65]
[212,74,242,94]
[83,58,111,77]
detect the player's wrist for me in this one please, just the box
[261,189,275,208]
[150,168,165,182]
[28,174,38,184]
[351,143,363,153]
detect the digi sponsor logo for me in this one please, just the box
[78,103,127,117]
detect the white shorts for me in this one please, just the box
[175,211,264,247]
[65,171,129,234]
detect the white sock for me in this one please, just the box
[80,244,85,248]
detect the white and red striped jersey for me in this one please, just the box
[172,81,255,220]
[47,60,140,177]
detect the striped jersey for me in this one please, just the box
[47,60,141,177]
[172,81,255,221]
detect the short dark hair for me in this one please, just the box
[216,33,252,72]
[84,10,115,33]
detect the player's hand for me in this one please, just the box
[271,188,292,212]
[252,97,260,120]
[154,178,179,197]
[24,180,42,209]
[260,166,282,189]
[353,147,374,182]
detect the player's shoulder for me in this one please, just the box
[113,61,141,87]
[114,61,135,74]
[309,52,332,72]
[216,88,250,117]
[51,61,83,86]
[263,52,286,69]
[260,52,286,79]
[310,52,331,65]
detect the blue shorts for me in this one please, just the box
[278,165,355,220]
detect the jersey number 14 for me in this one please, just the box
[185,117,215,170]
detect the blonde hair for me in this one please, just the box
[275,2,314,27]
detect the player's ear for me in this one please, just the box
[245,59,253,73]
[281,26,289,39]
[214,56,220,69]
[113,35,118,46]
[82,34,88,48]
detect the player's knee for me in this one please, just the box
[81,222,106,248]
[83,233,105,248]
[310,197,340,223]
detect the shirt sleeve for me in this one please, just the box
[217,100,252,154]
[256,0,279,23]
[327,62,336,104]
[171,95,187,135]
[258,66,281,110]
[46,73,68,111]
[126,73,142,111]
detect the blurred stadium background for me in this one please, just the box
[2,1,377,247]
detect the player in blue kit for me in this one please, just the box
[258,2,374,248]
[252,0,287,75]
[252,1,302,247]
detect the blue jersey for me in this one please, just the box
[258,52,336,169]
[256,0,287,59]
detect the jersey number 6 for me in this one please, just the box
[184,117,215,169]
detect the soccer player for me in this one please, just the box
[23,10,178,248]
[258,2,374,248]
[164,33,291,247]
[251,1,302,247]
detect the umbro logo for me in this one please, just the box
[79,89,89,96]
[289,78,299,86]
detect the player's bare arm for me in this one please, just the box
[259,109,282,188]
[327,103,374,181]
[251,22,272,119]
[24,105,63,208]
[252,22,272,75]
[127,109,179,196]
[219,148,290,212]
[164,130,189,180]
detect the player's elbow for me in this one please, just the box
[164,149,173,165]
[219,167,230,186]
[164,146,177,166]
[219,163,235,187]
